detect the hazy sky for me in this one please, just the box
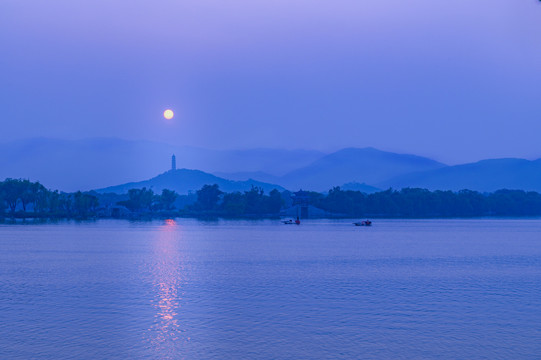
[1,0,540,164]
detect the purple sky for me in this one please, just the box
[1,0,540,164]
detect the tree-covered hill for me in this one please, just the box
[95,168,285,195]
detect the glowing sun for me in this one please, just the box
[163,109,174,120]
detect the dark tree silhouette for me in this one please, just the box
[195,184,223,211]
[159,189,178,210]
[2,177,541,219]
[73,191,99,216]
[118,188,155,212]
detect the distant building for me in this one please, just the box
[282,190,343,218]
[280,204,329,219]
[291,190,311,218]
[171,154,176,171]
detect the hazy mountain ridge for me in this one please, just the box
[212,171,281,184]
[215,149,541,193]
[338,182,381,193]
[273,147,447,191]
[379,158,541,192]
[0,138,324,191]
[214,148,446,191]
[3,137,541,193]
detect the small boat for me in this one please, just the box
[283,217,301,225]
[353,220,372,226]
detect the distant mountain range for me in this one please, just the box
[96,169,285,195]
[214,148,446,192]
[0,138,323,191]
[2,137,541,193]
[277,147,446,191]
[213,149,541,193]
[379,158,541,192]
[215,149,541,193]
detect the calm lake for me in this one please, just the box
[0,219,540,359]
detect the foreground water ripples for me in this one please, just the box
[0,219,540,359]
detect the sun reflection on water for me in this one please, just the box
[146,219,188,357]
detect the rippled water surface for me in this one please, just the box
[1,219,540,359]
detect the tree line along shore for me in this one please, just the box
[1,178,541,220]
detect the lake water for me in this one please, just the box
[0,219,540,359]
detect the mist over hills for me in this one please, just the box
[2,137,541,194]
[96,169,285,195]
[275,148,447,191]
[0,138,323,191]
[213,149,541,193]
[379,158,541,192]
[216,148,446,192]
[339,182,381,193]
[212,171,281,184]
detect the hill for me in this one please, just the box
[338,182,381,193]
[6,138,541,194]
[95,168,285,195]
[212,171,280,184]
[379,158,541,192]
[275,147,446,191]
[0,137,324,192]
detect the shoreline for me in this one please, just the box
[2,213,541,223]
